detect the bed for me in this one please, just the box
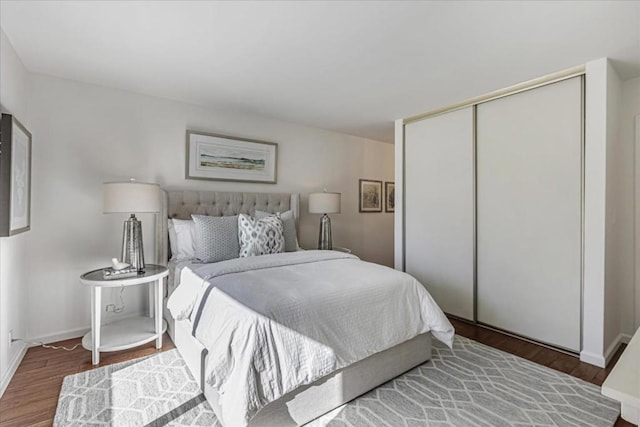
[157,190,454,426]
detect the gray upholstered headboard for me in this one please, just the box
[155,190,300,265]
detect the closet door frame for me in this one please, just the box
[636,115,640,330]
[395,65,586,351]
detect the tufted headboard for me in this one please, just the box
[155,190,300,265]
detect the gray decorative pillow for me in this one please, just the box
[255,209,299,252]
[238,214,284,257]
[191,215,240,263]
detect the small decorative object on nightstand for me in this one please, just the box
[309,189,341,250]
[80,264,168,365]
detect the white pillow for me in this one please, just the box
[168,219,196,260]
[238,214,284,257]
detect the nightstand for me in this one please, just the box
[80,264,169,365]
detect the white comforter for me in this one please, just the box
[167,251,454,426]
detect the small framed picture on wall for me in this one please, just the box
[359,179,383,212]
[385,181,395,212]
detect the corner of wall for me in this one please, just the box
[582,58,608,363]
[0,26,31,398]
[0,342,27,397]
[603,59,624,353]
[636,114,640,330]
[394,119,404,271]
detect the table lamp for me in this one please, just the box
[309,190,341,250]
[103,179,160,272]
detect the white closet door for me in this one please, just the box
[476,77,582,351]
[405,107,474,320]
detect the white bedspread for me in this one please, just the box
[167,251,454,426]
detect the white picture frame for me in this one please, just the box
[186,130,278,184]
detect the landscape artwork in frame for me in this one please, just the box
[0,114,32,236]
[186,131,277,183]
[385,181,395,212]
[359,179,383,212]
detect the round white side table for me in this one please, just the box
[80,264,168,365]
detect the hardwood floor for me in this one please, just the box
[0,334,175,427]
[450,319,633,427]
[451,319,623,386]
[0,323,633,426]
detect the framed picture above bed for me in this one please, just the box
[359,179,382,213]
[186,130,278,184]
[0,114,32,236]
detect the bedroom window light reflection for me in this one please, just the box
[309,190,341,250]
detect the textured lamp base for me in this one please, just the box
[318,214,332,250]
[121,214,145,272]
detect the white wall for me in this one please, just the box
[603,61,624,358]
[0,29,30,396]
[618,76,640,330]
[25,73,394,342]
[581,58,610,367]
[602,70,639,362]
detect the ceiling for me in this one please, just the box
[1,1,639,143]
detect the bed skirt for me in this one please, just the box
[171,317,432,426]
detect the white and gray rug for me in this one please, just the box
[54,336,620,426]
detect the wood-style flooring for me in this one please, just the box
[0,334,175,427]
[0,322,633,426]
[451,319,633,427]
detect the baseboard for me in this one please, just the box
[580,350,606,368]
[26,311,147,347]
[26,326,90,347]
[581,333,633,369]
[604,333,632,366]
[0,342,27,398]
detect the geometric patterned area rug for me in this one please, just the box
[54,335,620,427]
[53,350,215,427]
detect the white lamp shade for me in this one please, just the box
[309,192,341,214]
[103,181,161,213]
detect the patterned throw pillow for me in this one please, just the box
[192,215,240,263]
[238,214,284,257]
[255,210,299,252]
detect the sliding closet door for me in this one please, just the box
[405,107,474,320]
[476,77,582,351]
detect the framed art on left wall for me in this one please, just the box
[0,113,32,236]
